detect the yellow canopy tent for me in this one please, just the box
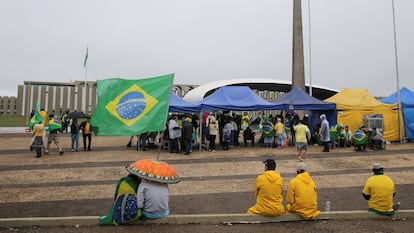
[325,88,401,142]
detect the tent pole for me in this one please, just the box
[199,111,203,151]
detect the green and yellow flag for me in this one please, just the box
[29,103,44,131]
[91,74,174,136]
[47,117,62,133]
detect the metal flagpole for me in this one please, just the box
[307,0,313,96]
[391,0,403,143]
[83,46,88,114]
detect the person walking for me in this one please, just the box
[362,163,397,216]
[80,116,92,151]
[247,158,285,217]
[294,119,311,161]
[31,120,45,158]
[286,162,320,219]
[45,114,64,155]
[70,118,80,152]
[319,114,331,152]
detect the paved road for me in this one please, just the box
[0,134,413,232]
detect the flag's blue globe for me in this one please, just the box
[116,92,146,120]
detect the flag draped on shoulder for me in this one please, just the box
[47,117,62,133]
[29,103,44,132]
[91,74,174,136]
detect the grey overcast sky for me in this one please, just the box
[1,0,413,98]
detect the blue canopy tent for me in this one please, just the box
[381,87,414,142]
[270,87,337,134]
[197,86,276,111]
[169,93,201,113]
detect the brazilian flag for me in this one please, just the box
[47,117,62,133]
[91,74,174,136]
[29,103,44,132]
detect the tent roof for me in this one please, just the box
[198,86,275,111]
[182,78,338,102]
[325,88,396,109]
[271,87,336,110]
[169,93,201,113]
[381,87,414,108]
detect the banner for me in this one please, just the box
[91,74,174,136]
[29,103,44,131]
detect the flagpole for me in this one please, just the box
[307,0,313,96]
[83,46,88,114]
[391,0,403,143]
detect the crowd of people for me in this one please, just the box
[149,110,386,158]
[27,108,397,225]
[30,108,386,159]
[29,109,93,157]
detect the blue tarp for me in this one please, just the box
[381,87,414,108]
[271,87,337,135]
[197,86,276,111]
[169,93,201,113]
[381,87,414,142]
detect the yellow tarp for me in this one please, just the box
[325,88,401,142]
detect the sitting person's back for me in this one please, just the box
[248,159,284,217]
[137,179,170,219]
[286,163,320,219]
[99,174,142,225]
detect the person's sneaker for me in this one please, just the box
[71,149,75,152]
[44,151,49,155]
[59,150,64,155]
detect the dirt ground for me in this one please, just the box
[0,133,413,233]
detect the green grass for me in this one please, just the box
[0,116,30,127]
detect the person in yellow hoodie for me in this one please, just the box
[247,158,284,217]
[286,162,320,219]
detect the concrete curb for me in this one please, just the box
[0,210,412,228]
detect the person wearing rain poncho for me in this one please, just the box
[319,114,331,152]
[99,159,179,225]
[247,159,285,217]
[286,162,320,219]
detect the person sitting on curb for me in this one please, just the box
[286,162,320,219]
[362,162,398,216]
[99,173,142,225]
[247,158,285,217]
[99,163,172,225]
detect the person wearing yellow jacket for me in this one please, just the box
[286,162,320,219]
[247,158,284,217]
